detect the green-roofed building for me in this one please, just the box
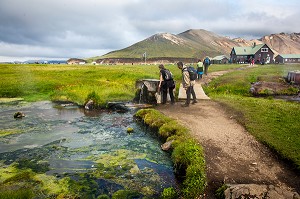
[275,54,300,64]
[211,55,229,64]
[230,43,274,64]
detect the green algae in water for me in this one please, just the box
[0,101,178,198]
[0,129,22,138]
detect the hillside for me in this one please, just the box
[261,32,300,55]
[88,29,300,63]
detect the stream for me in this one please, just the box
[0,100,177,198]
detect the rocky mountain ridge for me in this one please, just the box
[89,29,300,63]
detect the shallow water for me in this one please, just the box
[0,101,177,197]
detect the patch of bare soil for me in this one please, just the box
[156,68,300,198]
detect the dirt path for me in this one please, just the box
[156,71,300,198]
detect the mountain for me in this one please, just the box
[88,29,300,63]
[260,33,300,55]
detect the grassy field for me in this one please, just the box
[204,64,300,170]
[0,63,240,106]
[0,64,157,105]
[1,63,299,169]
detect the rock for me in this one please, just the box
[84,99,94,110]
[127,127,134,133]
[14,111,25,119]
[224,184,299,199]
[249,81,295,96]
[107,102,129,113]
[161,140,174,151]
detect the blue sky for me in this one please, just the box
[0,0,299,62]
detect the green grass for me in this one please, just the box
[135,109,206,198]
[0,63,240,106]
[0,189,34,199]
[204,64,300,170]
[0,64,158,105]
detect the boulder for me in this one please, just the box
[224,184,300,199]
[161,140,174,151]
[14,111,25,119]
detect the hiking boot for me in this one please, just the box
[181,103,189,107]
[192,100,198,104]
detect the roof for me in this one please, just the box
[212,55,229,60]
[277,54,300,59]
[232,44,265,55]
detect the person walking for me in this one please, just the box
[177,61,197,107]
[203,56,211,75]
[158,64,175,105]
[196,59,204,80]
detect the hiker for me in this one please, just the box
[203,56,211,75]
[158,64,175,105]
[196,59,204,80]
[177,61,197,107]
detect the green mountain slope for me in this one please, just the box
[89,29,242,62]
[86,29,300,63]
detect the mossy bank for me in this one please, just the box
[135,108,207,198]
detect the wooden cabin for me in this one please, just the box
[230,43,274,64]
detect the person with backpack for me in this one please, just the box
[158,64,175,105]
[197,59,204,80]
[203,56,211,75]
[177,61,197,107]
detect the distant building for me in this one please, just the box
[67,58,87,65]
[275,54,300,64]
[211,55,229,64]
[230,43,274,64]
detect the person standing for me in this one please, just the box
[203,56,211,75]
[177,61,197,107]
[196,59,204,80]
[158,64,175,105]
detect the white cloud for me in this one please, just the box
[0,0,299,62]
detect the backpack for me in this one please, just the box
[204,58,210,65]
[163,69,173,80]
[185,66,197,81]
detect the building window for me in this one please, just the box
[261,48,268,52]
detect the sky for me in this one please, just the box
[0,0,299,62]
